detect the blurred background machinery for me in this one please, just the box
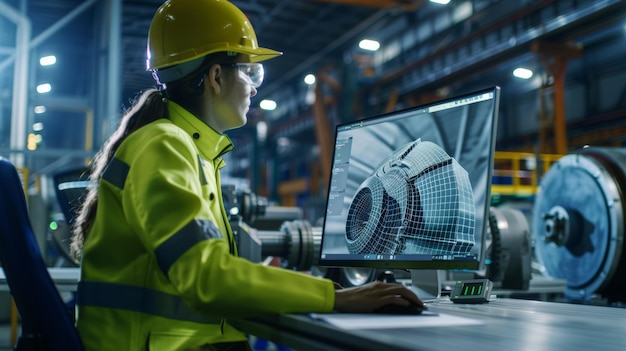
[223,145,626,305]
[533,147,626,304]
[485,206,532,291]
[221,185,321,272]
[45,145,626,305]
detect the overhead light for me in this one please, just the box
[359,39,380,52]
[34,105,46,114]
[513,67,533,79]
[256,121,268,142]
[33,122,44,132]
[27,133,38,150]
[260,99,277,111]
[40,55,56,66]
[304,74,316,85]
[430,0,451,4]
[36,83,52,93]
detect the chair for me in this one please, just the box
[0,157,84,351]
[52,167,90,228]
[51,167,91,265]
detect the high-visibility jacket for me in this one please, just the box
[76,101,335,351]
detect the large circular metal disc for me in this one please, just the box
[533,149,623,300]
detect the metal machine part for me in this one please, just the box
[230,219,322,271]
[339,268,379,287]
[486,206,532,290]
[225,186,304,230]
[319,267,397,288]
[222,185,321,271]
[250,207,305,231]
[533,147,626,302]
[257,220,321,271]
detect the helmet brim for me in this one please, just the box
[148,46,282,71]
[247,47,283,63]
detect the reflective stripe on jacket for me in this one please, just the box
[76,101,335,351]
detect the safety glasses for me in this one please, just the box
[220,62,265,88]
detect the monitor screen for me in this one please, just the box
[318,86,500,271]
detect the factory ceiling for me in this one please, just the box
[1,0,442,105]
[0,0,447,157]
[122,0,401,102]
[5,0,621,108]
[1,0,626,175]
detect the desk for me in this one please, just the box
[0,267,79,292]
[233,298,626,351]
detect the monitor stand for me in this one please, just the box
[409,269,448,302]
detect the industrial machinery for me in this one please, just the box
[49,153,626,304]
[533,147,626,303]
[485,206,532,291]
[221,185,321,271]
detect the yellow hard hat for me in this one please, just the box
[146,0,281,73]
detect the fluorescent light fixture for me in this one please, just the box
[452,1,473,22]
[304,74,316,85]
[359,39,380,51]
[430,0,451,4]
[40,55,56,66]
[33,122,44,131]
[256,120,268,142]
[260,99,277,111]
[513,67,533,79]
[27,133,37,150]
[36,83,52,93]
[34,105,46,114]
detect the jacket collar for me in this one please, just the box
[167,101,234,161]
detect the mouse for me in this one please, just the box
[372,298,426,315]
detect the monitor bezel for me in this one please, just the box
[317,86,500,271]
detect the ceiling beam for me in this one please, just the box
[308,0,426,11]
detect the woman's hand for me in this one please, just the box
[333,281,423,313]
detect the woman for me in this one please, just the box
[71,0,423,350]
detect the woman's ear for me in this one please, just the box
[206,64,222,94]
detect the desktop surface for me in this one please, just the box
[0,267,79,292]
[232,298,625,351]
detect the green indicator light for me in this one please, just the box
[471,286,475,295]
[463,286,469,295]
[49,221,58,231]
[477,286,482,295]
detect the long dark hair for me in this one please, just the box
[70,52,238,258]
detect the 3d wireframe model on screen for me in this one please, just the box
[319,88,498,271]
[345,139,475,256]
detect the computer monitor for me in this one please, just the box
[318,87,500,291]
